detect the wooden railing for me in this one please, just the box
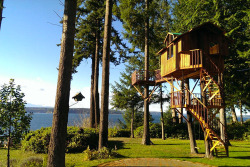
[179,49,203,69]
[131,70,156,85]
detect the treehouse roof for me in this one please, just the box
[158,22,228,55]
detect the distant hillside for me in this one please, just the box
[25,107,123,114]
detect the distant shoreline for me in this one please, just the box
[25,107,123,114]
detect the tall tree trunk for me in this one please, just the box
[231,105,238,123]
[47,0,77,166]
[201,80,213,158]
[142,0,150,145]
[239,100,243,124]
[90,53,95,128]
[99,0,113,150]
[160,85,165,140]
[218,73,228,146]
[0,0,3,30]
[179,80,184,124]
[171,77,177,123]
[185,79,198,154]
[94,20,100,127]
[131,107,134,138]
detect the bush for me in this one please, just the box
[134,123,162,138]
[83,146,117,161]
[227,123,247,140]
[21,127,98,153]
[108,127,130,137]
[20,157,43,167]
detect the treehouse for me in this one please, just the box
[158,22,228,80]
[131,22,230,157]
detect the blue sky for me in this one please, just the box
[0,0,128,109]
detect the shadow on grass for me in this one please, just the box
[231,156,250,159]
[108,140,125,150]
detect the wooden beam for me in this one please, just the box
[175,108,188,122]
[178,70,200,80]
[133,85,145,99]
[209,90,220,101]
[203,78,212,91]
[163,78,180,91]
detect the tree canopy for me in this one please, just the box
[0,79,32,144]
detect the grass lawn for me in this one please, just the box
[0,138,249,167]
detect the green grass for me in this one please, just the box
[0,138,250,167]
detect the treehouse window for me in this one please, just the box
[167,44,174,60]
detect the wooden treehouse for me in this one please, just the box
[131,22,229,157]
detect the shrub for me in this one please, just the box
[83,146,117,161]
[227,123,247,140]
[134,126,144,138]
[134,123,162,138]
[21,127,98,153]
[20,157,43,167]
[108,127,130,137]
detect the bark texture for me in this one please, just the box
[99,0,113,150]
[94,20,100,127]
[47,0,77,166]
[142,0,150,145]
[231,105,238,123]
[90,53,95,128]
[160,85,165,140]
[171,77,177,123]
[131,107,134,138]
[185,79,198,154]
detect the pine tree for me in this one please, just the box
[47,0,77,166]
[99,0,113,150]
[119,0,170,145]
[73,0,129,128]
[111,56,144,137]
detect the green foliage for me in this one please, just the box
[227,121,250,140]
[73,0,128,73]
[83,146,117,161]
[108,127,130,137]
[0,79,32,145]
[20,157,43,167]
[171,0,250,112]
[134,123,162,138]
[21,127,98,153]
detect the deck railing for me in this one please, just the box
[179,49,203,69]
[131,70,156,85]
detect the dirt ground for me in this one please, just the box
[98,158,215,167]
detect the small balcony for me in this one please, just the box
[131,70,161,86]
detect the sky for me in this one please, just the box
[0,0,165,111]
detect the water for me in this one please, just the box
[29,112,249,131]
[30,113,128,130]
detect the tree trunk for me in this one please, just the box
[240,100,243,124]
[179,80,184,124]
[90,53,95,128]
[99,0,113,150]
[47,0,77,166]
[94,20,100,127]
[160,85,165,140]
[131,107,134,138]
[142,0,150,145]
[171,77,177,123]
[231,105,238,123]
[185,79,198,154]
[201,80,213,158]
[218,73,228,145]
[0,0,3,30]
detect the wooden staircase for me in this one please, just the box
[184,68,228,157]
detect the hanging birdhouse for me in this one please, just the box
[72,92,85,102]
